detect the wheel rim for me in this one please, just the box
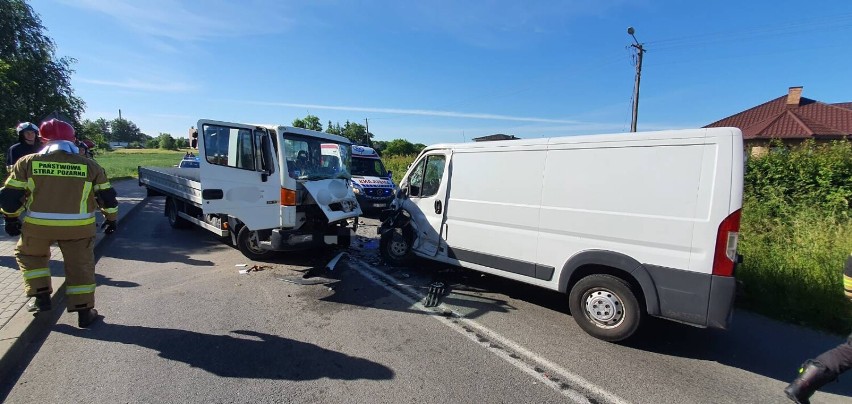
[583,288,625,329]
[388,233,408,257]
[245,232,265,254]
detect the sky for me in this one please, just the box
[29,0,852,144]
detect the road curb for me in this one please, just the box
[0,190,149,384]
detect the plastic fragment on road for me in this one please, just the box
[423,281,446,307]
[325,252,348,271]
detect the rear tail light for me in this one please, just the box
[712,209,742,277]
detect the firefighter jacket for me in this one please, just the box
[0,144,118,239]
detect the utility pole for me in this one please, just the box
[118,109,122,120]
[627,27,645,133]
[364,118,369,135]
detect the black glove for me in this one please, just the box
[4,217,21,237]
[101,220,116,235]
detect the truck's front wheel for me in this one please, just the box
[568,274,643,342]
[237,226,277,261]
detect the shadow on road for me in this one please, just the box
[94,200,217,267]
[54,322,395,381]
[95,273,140,288]
[623,313,852,396]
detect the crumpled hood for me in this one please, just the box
[352,176,393,188]
[301,179,363,222]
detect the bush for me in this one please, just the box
[739,139,852,333]
[383,154,416,184]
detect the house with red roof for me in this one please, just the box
[704,86,851,154]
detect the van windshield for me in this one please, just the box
[283,134,351,180]
[351,156,388,177]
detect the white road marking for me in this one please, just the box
[348,257,631,404]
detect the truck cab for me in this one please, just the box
[349,145,396,211]
[140,120,362,260]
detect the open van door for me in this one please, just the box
[197,120,280,230]
[402,151,450,256]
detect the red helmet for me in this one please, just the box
[39,119,76,142]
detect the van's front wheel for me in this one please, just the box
[569,274,643,342]
[380,227,411,266]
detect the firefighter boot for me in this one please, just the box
[26,293,52,313]
[784,360,836,403]
[77,308,101,328]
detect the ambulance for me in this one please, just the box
[350,145,396,211]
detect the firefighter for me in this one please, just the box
[784,252,852,403]
[0,119,118,328]
[6,122,42,170]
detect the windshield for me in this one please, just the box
[351,156,388,177]
[283,134,351,180]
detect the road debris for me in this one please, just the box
[274,274,336,285]
[238,264,271,274]
[423,281,446,307]
[325,251,348,271]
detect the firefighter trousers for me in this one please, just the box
[15,235,96,312]
[815,332,852,376]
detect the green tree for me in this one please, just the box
[175,137,189,148]
[342,121,373,146]
[94,118,111,140]
[145,138,158,149]
[77,119,110,150]
[292,114,322,131]
[383,138,418,156]
[326,121,343,136]
[373,140,388,155]
[0,0,84,132]
[110,118,142,143]
[157,133,176,150]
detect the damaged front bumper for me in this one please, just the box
[269,227,354,251]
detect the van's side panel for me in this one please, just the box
[443,146,546,279]
[539,138,706,292]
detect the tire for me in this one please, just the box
[237,226,277,261]
[379,227,412,266]
[166,197,191,229]
[568,274,643,342]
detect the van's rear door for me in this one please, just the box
[197,120,281,231]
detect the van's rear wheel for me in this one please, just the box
[569,274,643,342]
[237,226,277,261]
[166,197,191,229]
[380,227,411,266]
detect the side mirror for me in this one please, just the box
[386,170,393,179]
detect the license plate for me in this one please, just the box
[373,203,387,208]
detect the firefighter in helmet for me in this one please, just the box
[784,252,852,403]
[0,119,118,328]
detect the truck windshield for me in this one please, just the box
[283,135,351,180]
[351,157,388,177]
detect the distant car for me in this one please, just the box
[176,156,200,168]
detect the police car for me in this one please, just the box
[350,145,395,210]
[175,156,200,168]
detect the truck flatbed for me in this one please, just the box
[138,166,202,206]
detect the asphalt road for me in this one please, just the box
[2,198,851,403]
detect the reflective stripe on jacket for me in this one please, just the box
[0,150,118,239]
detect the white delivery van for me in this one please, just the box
[378,128,744,341]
